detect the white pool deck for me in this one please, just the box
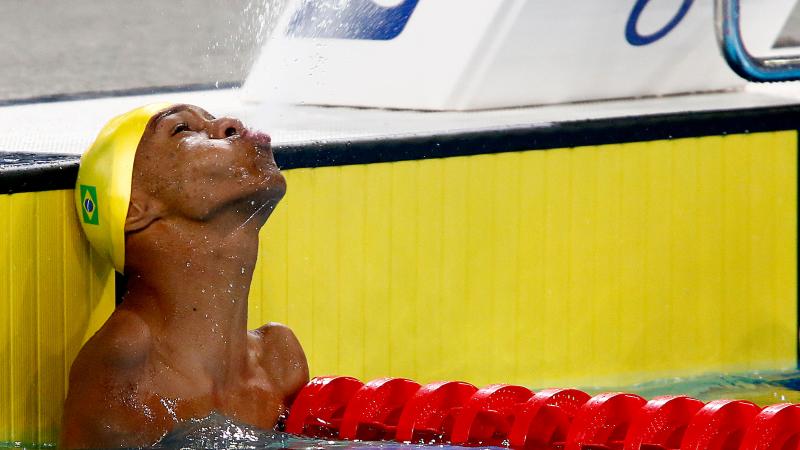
[2,83,800,156]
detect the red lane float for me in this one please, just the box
[623,396,705,450]
[285,376,363,438]
[507,388,591,450]
[739,403,800,450]
[339,377,421,441]
[450,384,534,446]
[285,376,800,448]
[680,400,761,450]
[395,381,478,443]
[565,392,647,450]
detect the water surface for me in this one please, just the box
[4,369,800,449]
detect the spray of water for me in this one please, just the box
[203,0,292,90]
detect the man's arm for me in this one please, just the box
[60,310,156,448]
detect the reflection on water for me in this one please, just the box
[4,370,800,449]
[613,369,800,406]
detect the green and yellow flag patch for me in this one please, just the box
[80,184,99,225]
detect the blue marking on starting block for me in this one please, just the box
[287,0,420,41]
[626,0,694,46]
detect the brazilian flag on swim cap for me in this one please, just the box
[74,102,173,273]
[80,184,99,225]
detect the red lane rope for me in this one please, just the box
[285,376,796,449]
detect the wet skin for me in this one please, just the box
[60,105,309,448]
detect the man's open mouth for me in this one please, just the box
[242,128,272,149]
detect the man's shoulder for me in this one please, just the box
[71,308,153,378]
[252,322,299,345]
[250,323,309,400]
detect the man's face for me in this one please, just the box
[132,104,286,222]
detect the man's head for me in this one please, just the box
[75,103,285,273]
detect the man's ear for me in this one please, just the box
[125,191,162,233]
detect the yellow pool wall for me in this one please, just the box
[0,130,797,444]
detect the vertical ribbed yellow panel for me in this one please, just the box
[491,153,520,383]
[252,131,798,387]
[312,167,341,374]
[774,132,798,361]
[9,192,38,445]
[389,160,418,379]
[284,168,316,370]
[516,149,546,382]
[0,190,114,446]
[416,158,444,381]
[465,155,494,386]
[337,164,367,377]
[37,191,65,444]
[363,163,393,379]
[0,194,10,443]
[592,144,623,377]
[440,155,468,381]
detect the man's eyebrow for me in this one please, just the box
[150,105,191,128]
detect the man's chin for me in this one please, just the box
[255,171,287,205]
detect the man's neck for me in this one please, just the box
[121,216,263,385]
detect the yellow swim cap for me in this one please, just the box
[75,103,172,273]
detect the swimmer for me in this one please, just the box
[60,104,309,448]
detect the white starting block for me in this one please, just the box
[243,0,796,111]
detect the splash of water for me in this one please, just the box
[205,0,292,88]
[153,413,495,450]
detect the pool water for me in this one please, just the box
[611,369,800,405]
[154,414,489,450]
[0,415,493,450]
[3,369,800,449]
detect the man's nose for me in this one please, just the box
[208,117,244,139]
